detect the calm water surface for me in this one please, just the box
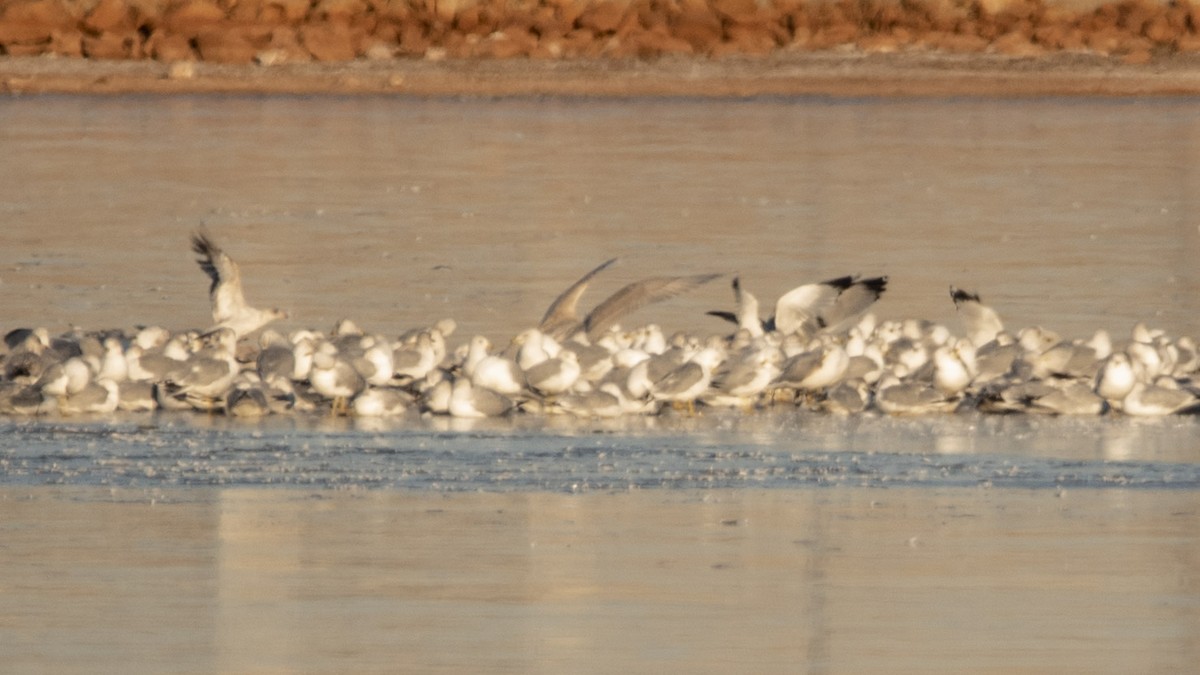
[2,94,1199,339]
[2,94,1199,671]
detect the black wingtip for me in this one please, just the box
[950,286,981,306]
[820,275,856,291]
[860,276,888,296]
[706,310,738,325]
[191,229,216,257]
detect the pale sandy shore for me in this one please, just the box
[5,52,1200,97]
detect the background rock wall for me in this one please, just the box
[0,0,1197,65]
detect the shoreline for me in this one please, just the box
[5,52,1200,97]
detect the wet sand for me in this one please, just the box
[1,486,1196,672]
[5,52,1200,97]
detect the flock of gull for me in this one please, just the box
[3,232,1199,420]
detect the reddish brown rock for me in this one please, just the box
[369,21,399,45]
[1121,45,1153,63]
[432,0,465,23]
[49,28,83,56]
[925,30,989,53]
[1175,31,1200,52]
[1057,27,1088,52]
[0,0,78,45]
[529,4,567,36]
[722,23,780,54]
[360,39,395,59]
[929,1,973,33]
[712,0,766,25]
[1116,0,1158,33]
[162,0,227,36]
[395,21,430,56]
[82,30,142,59]
[145,28,196,61]
[1083,3,1120,32]
[577,0,627,34]
[631,27,696,57]
[227,0,264,23]
[259,25,314,62]
[1031,22,1067,49]
[0,23,53,46]
[84,0,136,34]
[2,41,50,55]
[368,0,413,23]
[671,2,723,52]
[476,28,538,58]
[300,21,362,60]
[194,26,258,63]
[454,4,490,34]
[314,0,371,22]
[266,0,315,23]
[1187,0,1200,30]
[1118,33,1155,54]
[857,31,904,53]
[441,31,475,57]
[602,25,683,58]
[1142,14,1174,45]
[990,29,1043,56]
[1164,1,1193,31]
[629,0,668,33]
[1085,26,1126,54]
[806,22,859,49]
[0,0,77,28]
[542,0,582,29]
[553,27,598,56]
[3,0,1198,64]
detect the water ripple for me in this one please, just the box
[2,412,1198,492]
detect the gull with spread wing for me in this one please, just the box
[539,258,720,342]
[192,231,288,339]
[709,274,888,338]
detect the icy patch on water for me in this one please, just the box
[1,411,1199,491]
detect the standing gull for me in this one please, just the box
[538,258,720,342]
[310,341,366,415]
[192,230,288,339]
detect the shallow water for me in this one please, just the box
[1,486,1197,673]
[3,94,1200,671]
[3,412,1200,491]
[2,95,1200,340]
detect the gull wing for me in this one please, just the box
[191,231,246,325]
[706,276,765,336]
[772,278,844,336]
[818,276,888,334]
[732,276,765,336]
[950,286,1004,346]
[583,273,720,340]
[538,258,618,340]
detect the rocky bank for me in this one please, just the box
[1,0,1199,68]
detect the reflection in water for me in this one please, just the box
[1,487,1197,672]
[1,96,1199,341]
